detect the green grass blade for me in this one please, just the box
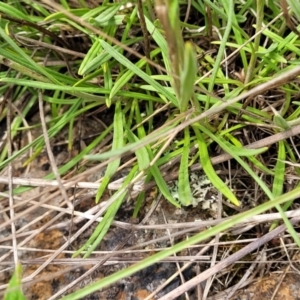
[179,42,197,112]
[272,141,286,197]
[126,128,150,171]
[150,161,180,207]
[100,39,178,105]
[4,263,26,300]
[96,101,123,203]
[93,3,122,25]
[78,39,102,75]
[0,2,32,21]
[272,106,291,130]
[0,26,58,84]
[147,142,180,207]
[178,127,194,206]
[270,141,286,230]
[144,15,169,68]
[225,133,274,175]
[0,78,106,93]
[45,8,93,21]
[206,0,234,109]
[104,61,113,107]
[222,141,268,157]
[109,55,149,101]
[287,0,300,21]
[74,166,138,258]
[194,126,240,206]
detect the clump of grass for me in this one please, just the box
[1,0,300,299]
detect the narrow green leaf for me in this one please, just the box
[44,8,89,20]
[194,126,240,206]
[146,143,180,208]
[287,0,300,21]
[270,141,286,230]
[4,263,26,300]
[100,39,178,105]
[91,15,125,27]
[144,15,169,65]
[76,38,142,76]
[74,166,138,258]
[206,0,234,109]
[225,133,274,175]
[104,62,113,107]
[78,39,102,76]
[199,124,272,197]
[179,42,197,112]
[109,53,150,101]
[0,26,59,84]
[0,78,106,93]
[178,127,194,206]
[126,128,150,171]
[96,101,123,203]
[0,3,32,21]
[271,106,291,130]
[93,3,122,25]
[150,162,180,207]
[272,141,285,197]
[222,139,268,157]
[82,7,106,20]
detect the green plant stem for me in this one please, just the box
[244,0,264,84]
[206,0,233,110]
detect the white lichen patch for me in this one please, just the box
[168,171,218,213]
[107,169,219,216]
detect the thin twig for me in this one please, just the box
[15,35,85,58]
[225,249,266,299]
[144,235,224,300]
[158,217,300,300]
[1,13,70,48]
[38,90,73,211]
